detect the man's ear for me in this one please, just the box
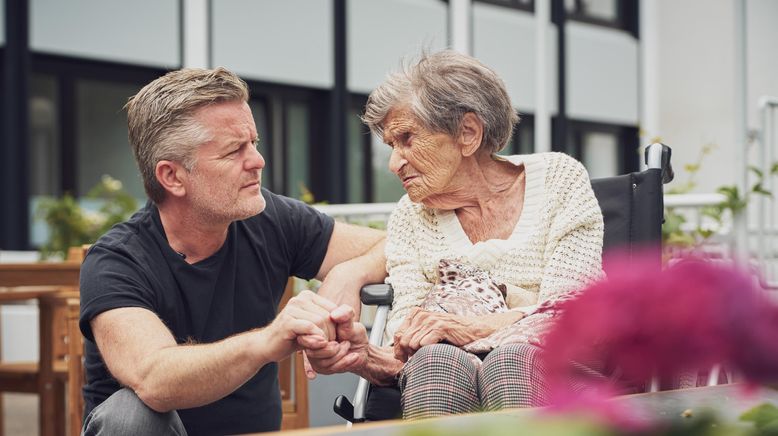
[155,160,188,198]
[459,112,484,157]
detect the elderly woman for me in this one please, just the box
[305,50,603,419]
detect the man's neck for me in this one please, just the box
[157,201,230,264]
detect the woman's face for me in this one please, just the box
[382,107,462,203]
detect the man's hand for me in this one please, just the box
[262,290,340,363]
[298,305,369,379]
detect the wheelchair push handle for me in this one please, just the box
[644,142,674,184]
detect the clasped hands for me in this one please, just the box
[286,292,495,380]
[278,290,369,379]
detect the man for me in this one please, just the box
[79,67,385,435]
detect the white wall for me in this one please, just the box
[348,0,447,94]
[567,21,638,124]
[473,2,558,115]
[1,306,38,362]
[30,0,179,68]
[212,0,333,89]
[746,0,778,130]
[654,0,738,193]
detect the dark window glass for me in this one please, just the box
[285,102,311,200]
[76,79,145,199]
[564,0,638,34]
[30,74,61,197]
[248,99,273,192]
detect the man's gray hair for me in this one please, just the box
[362,50,519,154]
[125,67,249,204]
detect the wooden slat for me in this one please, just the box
[0,263,81,287]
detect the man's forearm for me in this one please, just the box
[133,329,270,412]
[317,239,387,312]
[342,238,387,285]
[356,344,404,386]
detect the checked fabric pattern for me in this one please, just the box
[399,343,610,419]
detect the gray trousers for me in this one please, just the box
[81,388,187,436]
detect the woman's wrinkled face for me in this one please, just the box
[382,107,462,203]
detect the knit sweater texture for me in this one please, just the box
[384,152,604,342]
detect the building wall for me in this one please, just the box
[654,0,778,194]
[348,0,447,93]
[30,0,180,68]
[212,0,334,89]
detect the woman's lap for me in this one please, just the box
[399,343,608,419]
[399,344,481,419]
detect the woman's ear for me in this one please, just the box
[459,112,484,157]
[155,160,188,199]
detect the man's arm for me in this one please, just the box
[315,222,387,313]
[91,291,336,412]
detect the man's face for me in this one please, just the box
[186,100,266,224]
[382,107,461,204]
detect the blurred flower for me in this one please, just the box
[540,253,778,424]
[101,174,123,192]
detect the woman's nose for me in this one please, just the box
[388,147,406,175]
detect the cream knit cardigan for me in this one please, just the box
[384,152,604,343]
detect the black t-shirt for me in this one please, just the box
[79,189,334,435]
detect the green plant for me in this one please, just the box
[36,175,139,259]
[662,143,778,253]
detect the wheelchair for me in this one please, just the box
[333,142,674,423]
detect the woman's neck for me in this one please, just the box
[422,152,523,212]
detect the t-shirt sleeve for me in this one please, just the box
[79,244,158,342]
[264,190,335,280]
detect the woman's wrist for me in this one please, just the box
[358,345,404,386]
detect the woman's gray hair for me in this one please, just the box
[363,50,519,154]
[125,67,249,204]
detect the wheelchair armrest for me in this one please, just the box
[333,284,395,424]
[361,284,394,306]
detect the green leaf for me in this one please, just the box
[749,165,765,179]
[684,163,700,173]
[752,182,773,197]
[771,162,778,176]
[740,403,778,430]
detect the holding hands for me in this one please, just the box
[299,305,369,378]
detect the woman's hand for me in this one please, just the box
[299,305,369,378]
[392,308,525,362]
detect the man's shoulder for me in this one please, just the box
[84,205,159,272]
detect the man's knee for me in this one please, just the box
[82,388,186,436]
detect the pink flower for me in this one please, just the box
[540,252,778,422]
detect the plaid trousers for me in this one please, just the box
[398,343,606,420]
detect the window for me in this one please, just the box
[475,0,534,12]
[76,79,145,200]
[565,120,640,177]
[346,94,405,204]
[29,74,61,198]
[564,0,638,34]
[347,101,369,203]
[498,114,535,156]
[247,99,273,192]
[245,82,328,202]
